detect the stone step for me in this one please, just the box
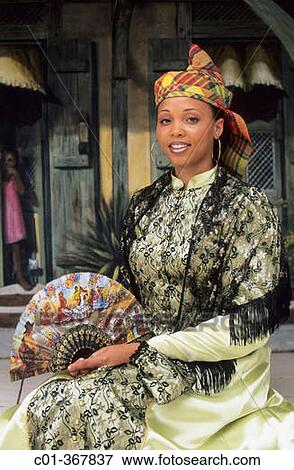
[0,294,34,307]
[0,283,44,327]
[0,308,25,328]
[0,283,43,296]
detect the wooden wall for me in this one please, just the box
[63,1,113,204]
[1,0,292,282]
[128,2,176,195]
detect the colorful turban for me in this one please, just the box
[154,44,252,178]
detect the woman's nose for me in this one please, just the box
[171,122,185,137]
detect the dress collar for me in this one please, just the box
[171,165,217,190]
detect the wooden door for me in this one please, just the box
[47,38,99,278]
[149,39,189,181]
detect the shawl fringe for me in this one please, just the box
[229,278,291,346]
[187,359,236,395]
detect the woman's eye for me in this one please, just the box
[159,118,171,125]
[187,117,199,124]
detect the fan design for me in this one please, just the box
[51,324,114,372]
[10,272,150,381]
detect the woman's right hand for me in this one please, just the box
[67,357,92,376]
[67,342,140,377]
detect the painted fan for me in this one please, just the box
[10,272,151,381]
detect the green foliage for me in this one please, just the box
[58,198,129,280]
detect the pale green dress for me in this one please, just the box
[0,167,293,450]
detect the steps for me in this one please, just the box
[0,283,44,328]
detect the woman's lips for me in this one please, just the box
[169,143,191,154]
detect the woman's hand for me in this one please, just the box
[67,342,140,377]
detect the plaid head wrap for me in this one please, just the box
[154,44,252,177]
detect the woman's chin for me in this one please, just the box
[171,159,195,171]
[168,155,190,167]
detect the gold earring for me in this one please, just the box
[214,138,221,165]
[150,141,157,163]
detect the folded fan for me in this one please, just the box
[10,272,151,381]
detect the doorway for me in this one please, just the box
[0,44,47,289]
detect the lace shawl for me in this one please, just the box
[119,166,291,393]
[120,168,290,344]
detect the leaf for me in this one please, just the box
[111,232,119,248]
[58,195,129,277]
[98,262,112,275]
[112,265,120,280]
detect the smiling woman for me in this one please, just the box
[156,97,224,185]
[0,44,294,451]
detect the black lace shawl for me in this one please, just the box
[119,166,291,393]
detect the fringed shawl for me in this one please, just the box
[120,166,291,394]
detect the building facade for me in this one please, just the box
[0,0,293,289]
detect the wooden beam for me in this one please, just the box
[41,100,53,281]
[112,0,135,79]
[177,2,192,40]
[112,0,135,204]
[112,79,128,201]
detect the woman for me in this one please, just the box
[0,44,293,450]
[2,148,32,291]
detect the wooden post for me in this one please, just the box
[112,0,135,205]
[177,2,192,40]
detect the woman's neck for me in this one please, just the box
[174,162,215,188]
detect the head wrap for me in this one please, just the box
[154,44,252,178]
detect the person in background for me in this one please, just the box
[2,147,32,291]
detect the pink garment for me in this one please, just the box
[3,177,26,244]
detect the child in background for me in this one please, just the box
[2,148,32,291]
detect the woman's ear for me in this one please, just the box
[214,118,224,139]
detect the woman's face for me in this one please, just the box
[156,97,224,178]
[3,152,16,169]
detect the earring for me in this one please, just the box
[151,140,161,164]
[150,141,156,163]
[213,138,221,165]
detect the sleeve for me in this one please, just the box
[129,340,236,403]
[129,341,198,404]
[146,189,290,363]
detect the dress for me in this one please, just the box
[0,166,294,450]
[2,176,26,244]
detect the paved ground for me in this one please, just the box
[0,359,52,414]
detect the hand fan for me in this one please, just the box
[10,272,151,381]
